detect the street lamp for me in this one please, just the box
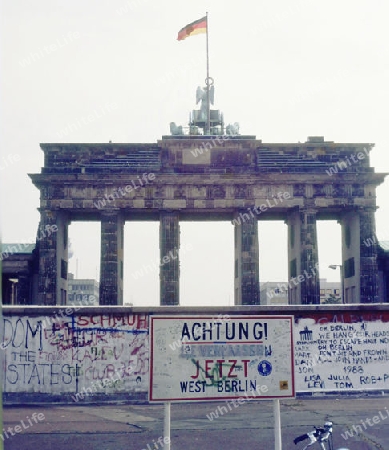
[328,264,344,304]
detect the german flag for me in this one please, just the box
[177,16,207,41]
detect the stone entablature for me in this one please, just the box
[29,137,387,306]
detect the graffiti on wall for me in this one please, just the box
[294,312,389,392]
[3,311,389,399]
[1,313,149,398]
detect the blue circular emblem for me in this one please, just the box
[258,360,272,376]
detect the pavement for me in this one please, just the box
[2,396,389,449]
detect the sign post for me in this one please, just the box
[164,402,171,450]
[150,315,294,447]
[273,398,282,450]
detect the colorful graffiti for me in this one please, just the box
[2,310,389,401]
[1,313,149,397]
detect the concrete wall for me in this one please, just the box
[1,307,149,403]
[2,305,389,403]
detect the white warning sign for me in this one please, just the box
[149,315,295,402]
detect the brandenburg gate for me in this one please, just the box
[30,131,386,306]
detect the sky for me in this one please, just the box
[1,0,389,306]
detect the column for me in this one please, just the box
[100,211,124,305]
[299,209,320,304]
[286,210,301,304]
[340,210,360,303]
[37,209,69,305]
[234,211,260,305]
[159,212,180,305]
[56,212,69,305]
[2,277,13,304]
[359,208,380,302]
[16,275,31,305]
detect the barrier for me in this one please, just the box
[1,305,388,403]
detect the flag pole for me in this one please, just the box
[205,11,210,135]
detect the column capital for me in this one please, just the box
[100,209,121,217]
[359,206,378,214]
[159,210,180,216]
[37,207,58,216]
[233,208,258,224]
[300,205,318,215]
